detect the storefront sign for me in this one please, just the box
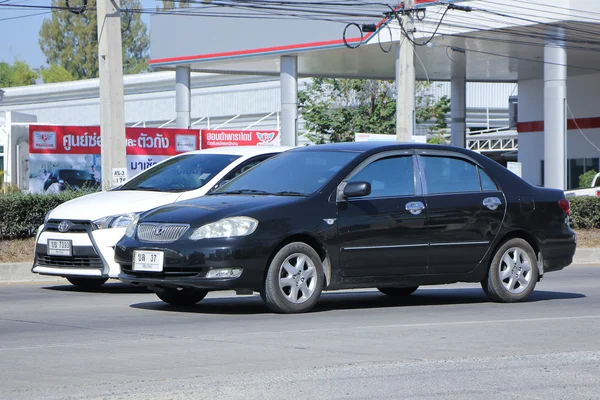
[201,129,280,148]
[29,125,200,193]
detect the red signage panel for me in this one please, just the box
[201,129,280,149]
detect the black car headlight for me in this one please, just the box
[190,217,258,240]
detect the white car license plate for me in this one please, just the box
[133,251,164,272]
[47,239,72,256]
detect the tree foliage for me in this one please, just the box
[156,0,188,10]
[299,79,451,144]
[0,60,38,87]
[39,64,75,83]
[39,0,150,80]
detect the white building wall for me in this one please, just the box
[518,74,600,188]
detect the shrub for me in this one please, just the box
[567,196,600,230]
[579,170,598,189]
[0,190,96,239]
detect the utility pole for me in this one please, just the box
[97,0,127,190]
[396,0,415,143]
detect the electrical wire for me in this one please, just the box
[0,10,48,21]
[567,101,600,154]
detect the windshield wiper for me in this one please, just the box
[271,191,307,197]
[216,189,272,195]
[119,186,165,192]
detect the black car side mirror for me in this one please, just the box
[343,181,371,198]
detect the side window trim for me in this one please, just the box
[337,150,421,201]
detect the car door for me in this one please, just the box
[337,152,429,277]
[419,152,505,275]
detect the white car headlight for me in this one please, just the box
[190,217,258,240]
[93,213,139,230]
[44,209,54,224]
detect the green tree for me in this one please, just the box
[39,0,150,80]
[299,79,451,144]
[157,0,187,10]
[579,169,598,188]
[0,60,38,87]
[39,64,75,83]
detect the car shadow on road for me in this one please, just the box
[128,288,586,315]
[42,282,152,294]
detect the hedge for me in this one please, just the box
[0,190,96,239]
[568,196,600,230]
[0,190,598,240]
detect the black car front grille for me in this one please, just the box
[45,220,92,233]
[37,255,104,269]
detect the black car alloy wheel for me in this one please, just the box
[261,242,324,313]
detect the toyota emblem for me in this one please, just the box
[58,221,71,233]
[154,225,166,236]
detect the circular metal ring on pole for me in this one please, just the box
[343,23,363,49]
[378,23,393,53]
[65,0,87,15]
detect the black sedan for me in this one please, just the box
[116,142,576,313]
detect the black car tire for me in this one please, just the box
[66,277,108,289]
[155,288,209,306]
[482,238,539,303]
[377,286,419,297]
[262,242,324,314]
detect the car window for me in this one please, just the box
[215,151,359,195]
[348,156,415,198]
[479,169,498,191]
[222,155,272,182]
[119,153,241,193]
[422,156,481,194]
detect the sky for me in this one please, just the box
[0,0,154,68]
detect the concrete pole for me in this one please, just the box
[544,27,567,190]
[396,0,415,143]
[450,49,467,148]
[97,0,127,190]
[280,55,298,146]
[175,66,191,129]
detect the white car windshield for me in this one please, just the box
[119,154,241,193]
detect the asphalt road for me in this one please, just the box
[1,266,599,400]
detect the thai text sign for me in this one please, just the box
[201,129,280,148]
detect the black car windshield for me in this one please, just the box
[119,154,241,192]
[215,150,358,196]
[59,170,92,181]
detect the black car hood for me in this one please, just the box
[140,194,304,225]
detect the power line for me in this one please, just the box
[0,10,49,21]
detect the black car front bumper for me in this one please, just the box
[115,236,279,291]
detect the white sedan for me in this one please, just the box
[32,145,291,289]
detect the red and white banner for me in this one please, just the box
[30,125,199,156]
[201,129,280,149]
[28,125,200,193]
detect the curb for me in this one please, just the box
[0,262,65,283]
[2,249,599,284]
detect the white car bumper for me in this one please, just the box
[32,222,127,279]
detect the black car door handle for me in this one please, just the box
[405,201,426,215]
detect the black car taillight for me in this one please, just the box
[558,198,571,216]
